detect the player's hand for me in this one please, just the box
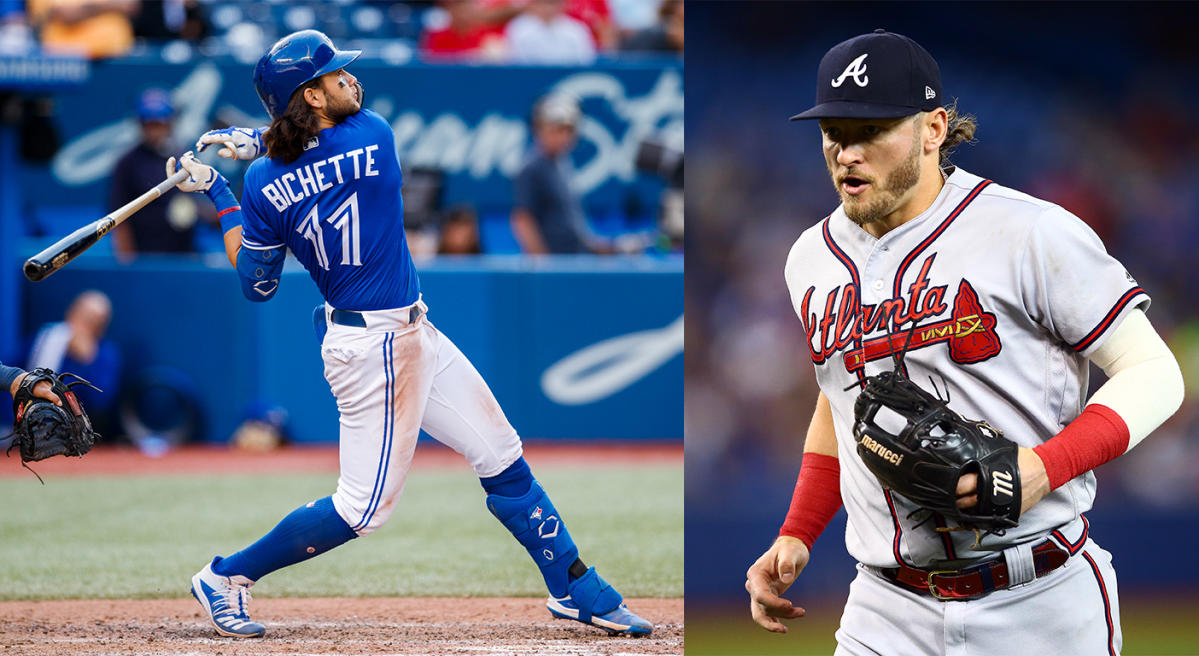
[746,536,810,633]
[195,126,265,161]
[9,372,62,406]
[167,151,218,193]
[955,447,1050,515]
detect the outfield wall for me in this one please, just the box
[20,256,681,443]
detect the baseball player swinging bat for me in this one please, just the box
[23,168,191,282]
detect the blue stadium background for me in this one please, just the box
[0,1,682,445]
[686,0,1199,617]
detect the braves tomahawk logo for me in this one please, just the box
[800,254,1002,372]
[831,54,870,88]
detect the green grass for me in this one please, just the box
[0,464,681,600]
[685,602,1199,656]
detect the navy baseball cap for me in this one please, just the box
[791,29,942,121]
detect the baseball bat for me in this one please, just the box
[23,169,191,282]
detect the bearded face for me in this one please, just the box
[320,70,362,123]
[820,115,926,227]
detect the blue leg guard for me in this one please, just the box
[485,479,578,598]
[561,567,622,622]
[547,567,653,636]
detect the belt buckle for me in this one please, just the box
[925,569,957,600]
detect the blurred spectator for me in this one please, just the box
[132,0,207,42]
[621,0,681,54]
[420,0,506,61]
[608,0,658,34]
[438,204,482,255]
[505,0,595,65]
[0,0,35,54]
[110,89,204,258]
[565,0,615,50]
[27,0,136,60]
[511,94,607,254]
[27,290,122,433]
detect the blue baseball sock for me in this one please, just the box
[480,456,533,497]
[482,457,583,598]
[212,496,357,581]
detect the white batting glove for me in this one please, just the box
[166,151,218,192]
[195,126,265,161]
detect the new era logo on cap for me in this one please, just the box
[792,29,943,121]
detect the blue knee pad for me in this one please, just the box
[486,480,578,598]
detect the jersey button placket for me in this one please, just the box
[862,244,892,306]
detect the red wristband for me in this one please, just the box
[778,452,842,551]
[1032,403,1130,490]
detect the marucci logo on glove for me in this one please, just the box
[848,335,1022,540]
[859,435,904,466]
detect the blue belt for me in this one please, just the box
[329,305,424,328]
[329,309,367,327]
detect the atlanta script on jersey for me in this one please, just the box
[785,168,1148,568]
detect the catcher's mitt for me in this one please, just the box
[6,368,101,482]
[850,354,1020,540]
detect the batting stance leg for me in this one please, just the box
[191,313,435,638]
[417,324,652,636]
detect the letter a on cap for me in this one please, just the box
[832,53,870,88]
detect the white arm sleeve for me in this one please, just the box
[1086,309,1185,451]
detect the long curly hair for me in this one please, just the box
[939,100,978,168]
[263,79,322,164]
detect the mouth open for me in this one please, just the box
[841,176,870,196]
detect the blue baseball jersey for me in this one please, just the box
[239,109,420,311]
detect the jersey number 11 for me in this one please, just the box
[297,192,362,270]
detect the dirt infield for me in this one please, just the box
[0,442,682,479]
[0,597,682,655]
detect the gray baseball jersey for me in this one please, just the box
[785,167,1148,568]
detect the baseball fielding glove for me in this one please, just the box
[6,368,101,482]
[850,355,1021,539]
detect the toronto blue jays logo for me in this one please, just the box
[801,254,1002,371]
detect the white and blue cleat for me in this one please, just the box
[190,558,266,638]
[546,567,653,636]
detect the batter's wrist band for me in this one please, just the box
[1032,403,1129,490]
[205,175,243,232]
[779,452,842,550]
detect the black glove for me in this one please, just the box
[851,363,1021,538]
[7,368,101,482]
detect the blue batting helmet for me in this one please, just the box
[253,29,361,120]
[136,88,174,123]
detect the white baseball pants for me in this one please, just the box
[319,301,524,536]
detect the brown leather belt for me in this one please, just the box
[879,539,1070,600]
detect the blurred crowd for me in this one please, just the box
[2,0,683,261]
[0,0,682,63]
[688,7,1199,512]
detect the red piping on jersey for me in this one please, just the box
[891,179,993,300]
[825,217,918,567]
[1070,287,1146,352]
[882,490,910,567]
[932,514,957,560]
[821,218,866,379]
[1050,514,1089,556]
[1081,549,1118,656]
[216,206,241,219]
[887,179,992,379]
